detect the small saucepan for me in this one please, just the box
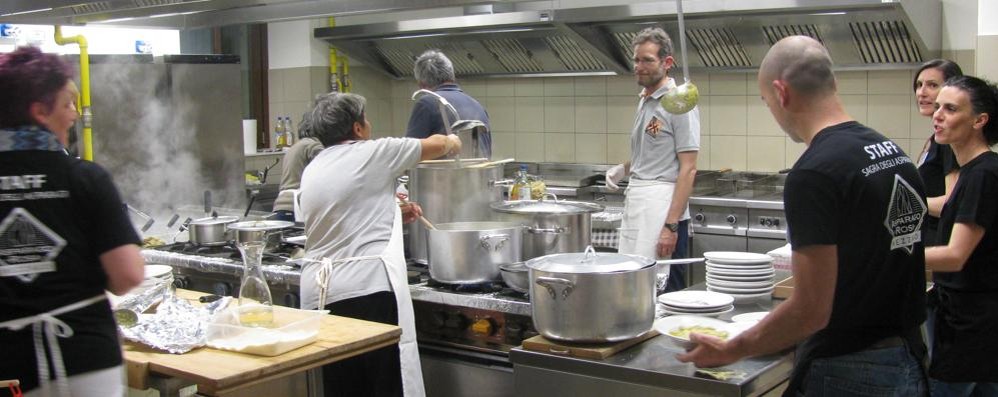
[188,215,239,246]
[228,220,295,252]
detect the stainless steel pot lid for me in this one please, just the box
[227,220,295,231]
[526,246,656,273]
[491,200,604,214]
[190,215,239,225]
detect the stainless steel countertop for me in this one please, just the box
[141,249,534,315]
[510,289,793,397]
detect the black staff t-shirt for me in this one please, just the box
[783,121,927,392]
[918,137,959,245]
[929,151,998,382]
[1,150,140,393]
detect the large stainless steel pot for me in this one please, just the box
[228,220,295,252]
[427,222,522,284]
[188,215,239,246]
[526,247,657,342]
[408,161,505,264]
[491,198,604,260]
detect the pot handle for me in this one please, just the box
[479,234,509,251]
[535,276,575,300]
[526,226,567,234]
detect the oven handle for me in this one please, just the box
[691,226,747,236]
[746,229,787,239]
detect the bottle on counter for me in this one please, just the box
[273,117,286,149]
[510,165,532,201]
[284,116,295,147]
[236,241,274,328]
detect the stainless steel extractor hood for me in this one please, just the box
[313,0,941,78]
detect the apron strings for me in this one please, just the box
[302,256,384,309]
[0,294,106,397]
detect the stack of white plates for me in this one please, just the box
[703,251,775,301]
[657,290,735,317]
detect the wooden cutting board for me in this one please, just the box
[772,276,794,299]
[521,329,659,360]
[123,289,401,396]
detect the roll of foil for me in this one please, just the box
[120,294,232,354]
[114,281,170,327]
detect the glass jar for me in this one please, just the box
[236,241,274,327]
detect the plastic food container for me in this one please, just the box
[206,306,328,356]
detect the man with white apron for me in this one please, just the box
[606,27,700,292]
[298,92,460,397]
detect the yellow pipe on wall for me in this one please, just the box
[327,17,341,92]
[53,26,93,161]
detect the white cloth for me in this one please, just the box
[618,179,690,271]
[311,205,425,397]
[0,295,107,397]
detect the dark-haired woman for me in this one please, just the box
[299,92,459,397]
[914,59,964,244]
[925,75,998,396]
[0,46,145,396]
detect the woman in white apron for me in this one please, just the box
[297,93,460,397]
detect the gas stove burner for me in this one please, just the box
[426,278,505,293]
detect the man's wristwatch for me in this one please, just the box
[664,222,679,233]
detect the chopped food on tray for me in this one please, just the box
[668,325,729,340]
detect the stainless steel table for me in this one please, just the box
[510,291,793,397]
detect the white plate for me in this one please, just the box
[732,311,770,323]
[704,261,775,270]
[707,267,776,277]
[703,251,774,265]
[658,291,734,310]
[706,283,774,294]
[284,235,306,246]
[705,276,775,289]
[661,302,733,313]
[144,264,173,279]
[660,305,734,318]
[653,315,744,349]
[710,290,773,302]
[706,273,776,282]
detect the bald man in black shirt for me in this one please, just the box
[678,36,929,396]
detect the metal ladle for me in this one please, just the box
[411,89,463,164]
[661,0,700,115]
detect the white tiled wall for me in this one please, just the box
[269,66,941,172]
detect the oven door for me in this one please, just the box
[420,343,514,397]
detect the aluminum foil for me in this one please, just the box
[120,293,232,354]
[113,282,170,327]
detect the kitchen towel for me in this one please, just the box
[242,119,257,155]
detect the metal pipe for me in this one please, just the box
[53,26,93,161]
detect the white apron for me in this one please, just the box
[0,294,108,397]
[314,205,425,397]
[618,178,690,272]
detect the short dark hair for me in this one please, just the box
[413,50,456,88]
[943,75,998,146]
[913,59,963,92]
[631,27,674,59]
[0,46,73,129]
[309,93,366,147]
